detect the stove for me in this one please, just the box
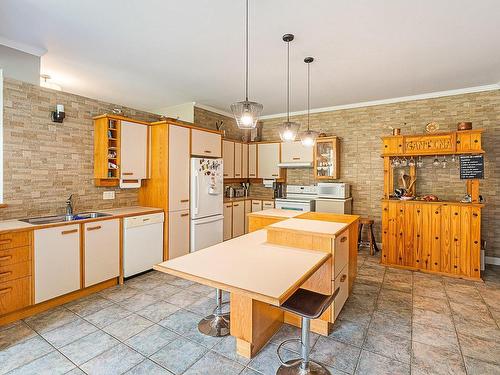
[275,185,317,212]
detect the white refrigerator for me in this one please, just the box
[190,157,224,252]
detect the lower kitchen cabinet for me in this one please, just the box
[35,225,81,303]
[244,199,252,234]
[262,200,274,209]
[251,200,262,212]
[232,202,245,238]
[84,219,120,287]
[169,210,190,259]
[223,203,233,241]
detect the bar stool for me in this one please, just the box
[357,218,379,255]
[198,288,230,337]
[276,288,340,375]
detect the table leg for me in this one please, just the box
[230,293,283,358]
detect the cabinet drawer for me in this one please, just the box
[333,230,349,278]
[262,200,274,209]
[251,200,262,212]
[0,262,31,283]
[331,265,349,321]
[0,276,31,315]
[0,231,31,250]
[0,246,31,267]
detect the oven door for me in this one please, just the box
[275,199,313,212]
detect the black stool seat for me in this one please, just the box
[281,288,340,319]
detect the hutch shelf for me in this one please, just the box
[314,136,340,180]
[380,129,485,280]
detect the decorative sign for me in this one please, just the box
[460,155,484,179]
[404,134,455,155]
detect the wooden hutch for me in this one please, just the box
[381,129,484,280]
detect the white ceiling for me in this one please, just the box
[1,0,500,116]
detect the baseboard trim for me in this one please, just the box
[485,256,500,266]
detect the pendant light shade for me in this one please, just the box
[231,0,263,129]
[300,57,319,147]
[279,34,300,142]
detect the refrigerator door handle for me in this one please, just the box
[194,172,199,215]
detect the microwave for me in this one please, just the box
[317,182,350,199]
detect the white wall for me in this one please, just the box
[0,44,40,85]
[0,69,3,202]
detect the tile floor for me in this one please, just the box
[1,249,499,375]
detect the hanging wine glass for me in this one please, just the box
[393,157,401,168]
[433,155,440,167]
[408,157,415,167]
[401,157,408,167]
[416,156,423,168]
[441,155,447,168]
[451,154,457,163]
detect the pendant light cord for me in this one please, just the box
[286,40,290,122]
[307,61,310,131]
[245,0,249,101]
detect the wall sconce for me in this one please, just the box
[51,104,65,123]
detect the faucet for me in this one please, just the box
[65,194,74,219]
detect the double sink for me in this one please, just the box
[20,212,111,225]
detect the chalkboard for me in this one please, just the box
[460,155,484,179]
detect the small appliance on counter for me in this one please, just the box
[273,181,284,199]
[315,182,352,214]
[275,185,317,212]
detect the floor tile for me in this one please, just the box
[328,318,367,347]
[184,321,225,349]
[239,368,262,375]
[337,305,372,327]
[150,336,208,374]
[99,284,139,302]
[166,277,196,288]
[80,343,144,375]
[412,322,460,352]
[0,321,36,350]
[270,323,319,353]
[184,295,217,316]
[463,355,500,375]
[125,324,179,356]
[125,275,164,291]
[411,341,466,375]
[453,314,500,342]
[145,283,183,300]
[310,336,361,374]
[102,313,153,341]
[8,351,75,375]
[0,336,54,374]
[248,343,296,375]
[412,308,455,332]
[184,351,245,375]
[125,359,173,374]
[40,317,98,348]
[119,292,158,312]
[450,300,496,325]
[24,306,79,334]
[59,330,119,365]
[66,368,86,375]
[212,336,252,366]
[65,294,114,317]
[369,310,411,338]
[136,301,180,323]
[363,328,411,363]
[355,349,409,375]
[187,283,216,296]
[158,309,202,335]
[413,294,450,314]
[83,303,132,328]
[164,290,203,308]
[458,332,500,364]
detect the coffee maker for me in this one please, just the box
[273,182,284,199]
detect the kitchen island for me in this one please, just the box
[154,209,359,358]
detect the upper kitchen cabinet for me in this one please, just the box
[234,142,242,178]
[191,128,222,158]
[169,125,190,212]
[242,143,249,178]
[280,141,313,165]
[223,140,235,178]
[258,143,281,179]
[93,115,150,187]
[248,144,257,178]
[314,137,340,180]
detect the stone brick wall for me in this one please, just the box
[260,90,500,258]
[193,107,247,141]
[1,78,161,219]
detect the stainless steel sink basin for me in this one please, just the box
[20,212,111,225]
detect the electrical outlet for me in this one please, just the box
[103,191,115,200]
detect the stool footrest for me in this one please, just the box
[277,338,303,367]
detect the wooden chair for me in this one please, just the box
[358,218,379,255]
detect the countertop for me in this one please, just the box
[247,208,302,219]
[223,196,274,203]
[0,206,163,234]
[268,218,350,238]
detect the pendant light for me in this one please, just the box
[279,34,300,142]
[230,0,263,129]
[300,57,319,147]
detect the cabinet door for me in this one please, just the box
[35,225,80,303]
[388,202,398,264]
[421,204,433,270]
[413,204,424,268]
[191,129,222,157]
[430,205,442,272]
[456,132,471,152]
[169,125,190,212]
[84,219,120,287]
[395,203,405,266]
[223,203,233,241]
[382,137,404,155]
[244,199,252,234]
[258,143,280,179]
[440,205,452,273]
[460,206,472,276]
[332,264,349,321]
[470,132,482,151]
[234,142,242,178]
[248,144,257,178]
[470,207,481,278]
[450,205,461,274]
[262,200,275,209]
[251,200,262,212]
[242,144,248,179]
[381,202,390,264]
[223,140,235,178]
[121,121,148,180]
[281,141,313,163]
[232,202,245,238]
[169,210,190,259]
[403,203,414,267]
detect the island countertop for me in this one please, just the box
[247,208,302,219]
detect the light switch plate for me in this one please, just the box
[103,191,115,200]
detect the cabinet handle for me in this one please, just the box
[142,218,150,222]
[122,172,134,176]
[474,139,478,143]
[340,236,347,243]
[87,225,102,231]
[61,229,78,235]
[181,213,189,217]
[340,274,347,282]
[180,199,189,203]
[473,213,478,217]
[249,173,255,177]
[456,140,461,144]
[292,157,300,160]
[0,271,12,278]
[272,174,278,177]
[204,150,212,153]
[233,204,240,207]
[0,255,12,262]
[223,174,229,177]
[0,287,12,295]
[0,239,12,245]
[235,174,240,177]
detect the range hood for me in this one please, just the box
[277,161,313,168]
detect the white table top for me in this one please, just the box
[268,218,349,237]
[247,208,303,219]
[154,230,330,306]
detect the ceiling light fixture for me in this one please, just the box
[40,74,62,91]
[230,0,263,130]
[300,57,319,147]
[279,34,300,142]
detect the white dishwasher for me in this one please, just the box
[123,212,164,278]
